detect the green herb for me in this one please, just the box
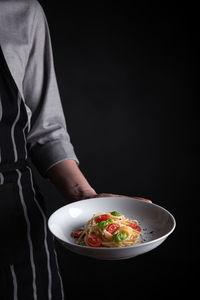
[113,232,127,243]
[98,221,108,229]
[110,211,121,216]
[107,218,115,223]
[98,218,115,229]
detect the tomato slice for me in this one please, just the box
[72,229,84,238]
[96,214,110,223]
[106,223,119,234]
[129,223,141,232]
[86,235,102,247]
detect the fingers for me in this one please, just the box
[132,196,152,203]
[90,193,120,198]
[89,194,152,203]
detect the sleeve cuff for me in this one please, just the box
[28,140,79,177]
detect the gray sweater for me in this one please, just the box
[0,0,79,176]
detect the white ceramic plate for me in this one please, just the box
[48,197,176,260]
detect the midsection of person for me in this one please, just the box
[0,45,64,299]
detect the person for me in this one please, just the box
[0,1,151,299]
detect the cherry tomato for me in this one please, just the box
[72,229,84,238]
[86,235,102,247]
[129,223,141,232]
[96,214,110,223]
[106,223,119,234]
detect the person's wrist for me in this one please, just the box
[67,183,97,202]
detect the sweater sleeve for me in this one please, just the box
[23,0,79,177]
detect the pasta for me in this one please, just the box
[71,211,142,248]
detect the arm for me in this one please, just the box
[46,159,97,202]
[24,1,78,177]
[23,2,151,204]
[46,159,152,203]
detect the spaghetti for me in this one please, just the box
[72,211,142,248]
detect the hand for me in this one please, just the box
[86,193,152,203]
[46,159,97,202]
[46,159,152,204]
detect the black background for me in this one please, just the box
[33,2,198,299]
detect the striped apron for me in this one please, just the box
[0,46,65,299]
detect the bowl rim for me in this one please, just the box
[48,197,176,251]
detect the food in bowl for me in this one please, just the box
[71,210,142,248]
[48,197,176,260]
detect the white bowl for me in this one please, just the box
[48,197,176,260]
